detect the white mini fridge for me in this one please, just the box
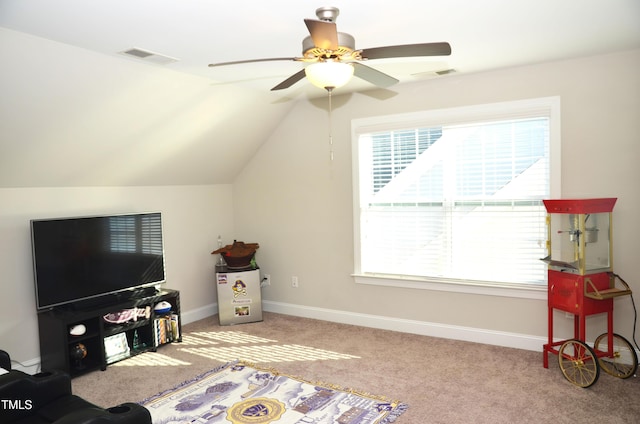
[216,269,263,325]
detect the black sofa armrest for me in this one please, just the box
[1,371,152,424]
[0,349,11,370]
[0,369,71,401]
[0,369,72,422]
[50,403,152,424]
[0,350,151,424]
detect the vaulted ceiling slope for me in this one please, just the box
[1,1,639,187]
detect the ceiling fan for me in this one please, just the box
[208,6,452,92]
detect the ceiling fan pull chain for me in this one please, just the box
[328,87,334,161]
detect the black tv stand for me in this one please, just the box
[37,289,181,378]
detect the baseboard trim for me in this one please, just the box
[182,303,218,325]
[262,300,546,352]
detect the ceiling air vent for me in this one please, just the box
[411,68,458,79]
[119,48,179,65]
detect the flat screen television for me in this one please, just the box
[31,212,166,310]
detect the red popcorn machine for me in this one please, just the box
[541,198,637,387]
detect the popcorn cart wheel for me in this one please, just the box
[557,339,600,388]
[593,332,638,379]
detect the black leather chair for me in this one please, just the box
[0,350,151,424]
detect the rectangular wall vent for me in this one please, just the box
[119,48,179,65]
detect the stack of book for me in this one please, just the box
[153,313,179,346]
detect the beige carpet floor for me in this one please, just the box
[72,312,640,423]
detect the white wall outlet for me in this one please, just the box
[262,274,271,286]
[291,276,299,288]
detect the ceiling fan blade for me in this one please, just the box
[352,62,399,88]
[304,19,339,50]
[360,42,452,60]
[271,69,307,91]
[208,57,295,68]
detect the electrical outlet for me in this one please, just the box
[291,276,299,288]
[264,274,271,286]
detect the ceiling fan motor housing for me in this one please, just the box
[302,32,356,61]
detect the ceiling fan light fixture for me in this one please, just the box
[304,60,354,90]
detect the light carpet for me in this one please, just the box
[140,360,407,424]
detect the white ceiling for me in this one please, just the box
[1,0,639,187]
[2,0,639,94]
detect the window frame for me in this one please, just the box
[351,97,561,299]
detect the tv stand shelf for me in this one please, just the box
[37,289,181,378]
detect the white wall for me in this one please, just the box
[233,49,640,350]
[0,185,232,369]
[0,27,293,188]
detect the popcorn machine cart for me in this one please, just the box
[542,198,637,387]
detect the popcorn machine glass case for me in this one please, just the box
[543,198,615,275]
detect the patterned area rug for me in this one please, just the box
[140,360,407,424]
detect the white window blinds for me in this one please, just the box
[353,98,560,287]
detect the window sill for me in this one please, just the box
[352,274,547,300]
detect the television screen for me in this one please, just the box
[31,212,166,310]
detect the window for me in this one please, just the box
[352,97,560,295]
